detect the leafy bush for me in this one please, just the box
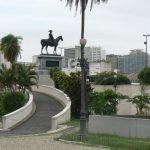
[2,92,26,113]
[95,72,131,85]
[128,95,150,115]
[51,70,92,118]
[49,67,60,79]
[138,67,150,85]
[89,90,127,115]
[0,93,6,116]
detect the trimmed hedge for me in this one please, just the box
[1,92,26,114]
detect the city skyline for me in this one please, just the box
[0,0,150,62]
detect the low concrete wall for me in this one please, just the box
[2,91,34,130]
[32,85,71,130]
[88,115,150,139]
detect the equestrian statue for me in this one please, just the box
[41,30,63,55]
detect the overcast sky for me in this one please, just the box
[0,0,150,62]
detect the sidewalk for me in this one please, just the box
[0,134,110,150]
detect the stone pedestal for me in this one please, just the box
[32,54,63,74]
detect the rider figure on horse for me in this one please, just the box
[48,30,55,45]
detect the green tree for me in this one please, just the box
[138,67,150,85]
[0,34,22,64]
[52,70,68,89]
[0,64,15,91]
[138,67,150,96]
[51,70,92,117]
[128,95,150,115]
[95,72,131,85]
[0,63,38,93]
[15,63,38,93]
[89,89,127,115]
[63,0,108,11]
[49,67,60,79]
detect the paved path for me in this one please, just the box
[0,134,110,150]
[0,91,63,136]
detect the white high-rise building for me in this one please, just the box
[63,47,75,67]
[89,60,111,76]
[89,47,106,62]
[75,46,106,62]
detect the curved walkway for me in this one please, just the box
[0,91,63,136]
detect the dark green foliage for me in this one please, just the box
[0,64,15,91]
[2,92,26,113]
[15,63,38,92]
[49,67,60,79]
[0,63,38,92]
[0,93,6,116]
[128,95,150,114]
[95,72,131,85]
[89,90,127,115]
[138,67,150,85]
[51,70,92,118]
[52,70,68,89]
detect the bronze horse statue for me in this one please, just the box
[41,36,63,54]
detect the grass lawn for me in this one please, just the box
[64,118,80,126]
[60,118,150,150]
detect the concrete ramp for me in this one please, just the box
[38,75,54,86]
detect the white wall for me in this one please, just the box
[89,115,150,139]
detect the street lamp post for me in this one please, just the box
[79,0,87,141]
[113,74,117,93]
[143,34,150,67]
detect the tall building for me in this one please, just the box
[106,54,119,72]
[118,49,148,74]
[63,46,106,68]
[63,47,76,67]
[74,46,91,61]
[75,46,106,61]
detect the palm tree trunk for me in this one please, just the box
[80,0,87,140]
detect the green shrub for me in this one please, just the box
[2,92,26,113]
[0,92,6,116]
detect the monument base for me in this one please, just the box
[32,54,63,72]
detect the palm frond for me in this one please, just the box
[62,0,108,11]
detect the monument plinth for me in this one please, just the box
[32,54,63,74]
[38,54,62,70]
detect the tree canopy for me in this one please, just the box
[138,67,150,85]
[95,72,131,85]
[0,34,22,64]
[89,89,127,115]
[63,0,108,11]
[128,95,150,115]
[0,63,38,93]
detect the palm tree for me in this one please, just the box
[61,0,108,140]
[15,63,38,93]
[0,34,23,64]
[0,64,15,91]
